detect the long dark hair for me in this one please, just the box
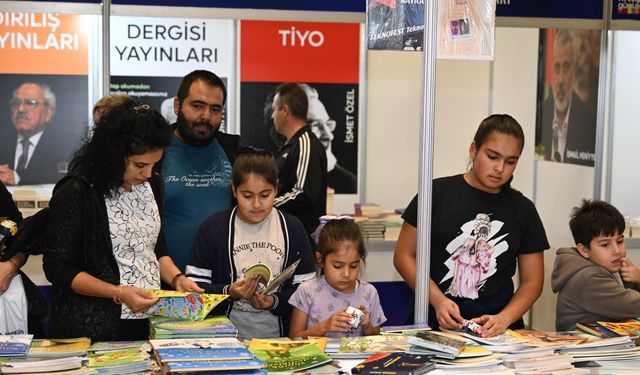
[472,114,525,194]
[68,104,172,197]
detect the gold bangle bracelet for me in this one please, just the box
[113,285,123,305]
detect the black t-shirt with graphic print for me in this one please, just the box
[402,174,549,307]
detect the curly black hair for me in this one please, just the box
[68,103,172,196]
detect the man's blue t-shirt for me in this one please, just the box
[162,134,233,271]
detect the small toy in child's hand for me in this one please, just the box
[345,306,364,328]
[461,319,483,335]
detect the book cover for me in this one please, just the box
[409,331,466,357]
[150,337,244,351]
[351,352,434,375]
[165,358,265,373]
[244,259,301,295]
[145,290,229,320]
[596,319,640,341]
[248,338,332,373]
[381,324,431,335]
[156,347,254,362]
[329,335,410,359]
[87,348,149,367]
[575,322,605,338]
[150,315,237,336]
[0,335,32,357]
[27,337,91,357]
[511,330,589,346]
[89,340,151,353]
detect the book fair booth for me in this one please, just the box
[1,0,640,373]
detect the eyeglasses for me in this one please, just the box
[10,98,48,110]
[310,119,336,132]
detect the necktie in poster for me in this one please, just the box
[0,12,91,186]
[110,17,234,131]
[240,21,361,195]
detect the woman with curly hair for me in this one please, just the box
[43,103,202,341]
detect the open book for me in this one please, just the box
[145,291,229,320]
[243,259,300,295]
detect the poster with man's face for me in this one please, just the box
[535,28,601,167]
[240,20,361,195]
[0,13,91,186]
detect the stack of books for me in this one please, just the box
[0,337,90,374]
[150,337,266,374]
[149,315,238,339]
[354,202,382,217]
[0,335,32,357]
[407,331,467,359]
[354,217,386,241]
[501,347,580,374]
[87,341,155,374]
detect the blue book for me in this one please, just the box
[0,335,33,357]
[166,358,266,372]
[156,347,254,362]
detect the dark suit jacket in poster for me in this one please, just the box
[540,92,597,167]
[0,127,74,185]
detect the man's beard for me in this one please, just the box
[175,110,217,147]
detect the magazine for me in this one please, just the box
[248,337,332,373]
[0,356,84,374]
[145,290,229,320]
[0,335,32,357]
[244,259,300,295]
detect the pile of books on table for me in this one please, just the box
[151,337,266,374]
[0,336,91,374]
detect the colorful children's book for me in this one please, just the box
[89,340,151,353]
[351,352,435,374]
[87,348,150,368]
[27,337,91,357]
[165,358,266,373]
[149,315,238,339]
[381,324,432,335]
[145,290,229,320]
[596,319,640,342]
[0,335,32,357]
[243,259,300,295]
[248,337,332,373]
[327,335,410,359]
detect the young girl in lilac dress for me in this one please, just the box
[288,217,386,338]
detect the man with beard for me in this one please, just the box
[161,70,240,271]
[539,29,596,166]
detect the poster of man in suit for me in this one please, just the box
[536,29,601,167]
[0,75,87,185]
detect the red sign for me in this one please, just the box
[241,21,360,83]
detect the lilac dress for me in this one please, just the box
[288,276,386,338]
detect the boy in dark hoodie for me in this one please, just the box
[551,199,640,331]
